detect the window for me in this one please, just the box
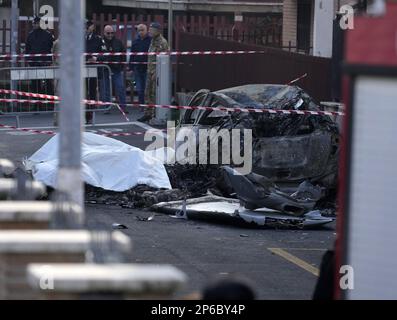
[297,0,312,52]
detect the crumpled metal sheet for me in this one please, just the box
[222,166,322,216]
[152,195,333,229]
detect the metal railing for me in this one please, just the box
[0,158,84,229]
[0,65,113,127]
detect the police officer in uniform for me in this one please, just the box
[85,20,107,124]
[25,16,55,94]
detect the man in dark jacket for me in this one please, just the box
[25,16,55,95]
[26,16,54,65]
[130,24,151,105]
[85,20,107,124]
[101,25,127,113]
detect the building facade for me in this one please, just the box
[99,0,283,14]
[282,0,375,57]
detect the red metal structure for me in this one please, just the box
[337,0,397,299]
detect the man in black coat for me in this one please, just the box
[25,16,55,95]
[85,20,107,124]
[101,25,127,113]
[26,16,54,65]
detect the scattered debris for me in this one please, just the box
[112,223,128,229]
[85,184,190,209]
[170,199,188,220]
[152,195,334,229]
[136,214,155,222]
[165,164,234,198]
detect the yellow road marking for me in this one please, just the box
[268,248,320,277]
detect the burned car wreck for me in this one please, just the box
[177,84,339,190]
[170,84,340,216]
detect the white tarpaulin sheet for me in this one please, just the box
[25,133,171,191]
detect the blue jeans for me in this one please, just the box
[133,67,147,104]
[100,70,127,109]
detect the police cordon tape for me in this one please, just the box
[0,89,130,121]
[0,88,345,117]
[0,98,130,122]
[0,88,59,100]
[0,123,165,137]
[0,123,55,135]
[0,50,267,60]
[0,60,184,65]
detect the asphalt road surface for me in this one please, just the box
[0,107,336,299]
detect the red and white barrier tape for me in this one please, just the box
[0,98,58,105]
[0,60,184,65]
[0,98,109,106]
[135,103,345,117]
[0,88,130,121]
[0,123,56,135]
[0,50,267,60]
[100,130,166,137]
[0,89,345,117]
[112,103,130,122]
[0,98,129,121]
[0,88,59,100]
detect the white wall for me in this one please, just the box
[313,0,334,58]
[347,76,397,299]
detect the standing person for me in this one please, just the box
[85,20,107,124]
[130,24,151,107]
[25,16,55,94]
[102,25,128,114]
[138,22,169,123]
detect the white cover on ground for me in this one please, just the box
[25,133,171,191]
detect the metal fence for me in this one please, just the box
[0,65,112,126]
[175,33,332,103]
[0,12,282,54]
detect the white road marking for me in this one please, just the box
[0,121,167,138]
[6,131,34,136]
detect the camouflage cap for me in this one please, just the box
[149,22,161,30]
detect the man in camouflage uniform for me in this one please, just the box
[138,22,169,123]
